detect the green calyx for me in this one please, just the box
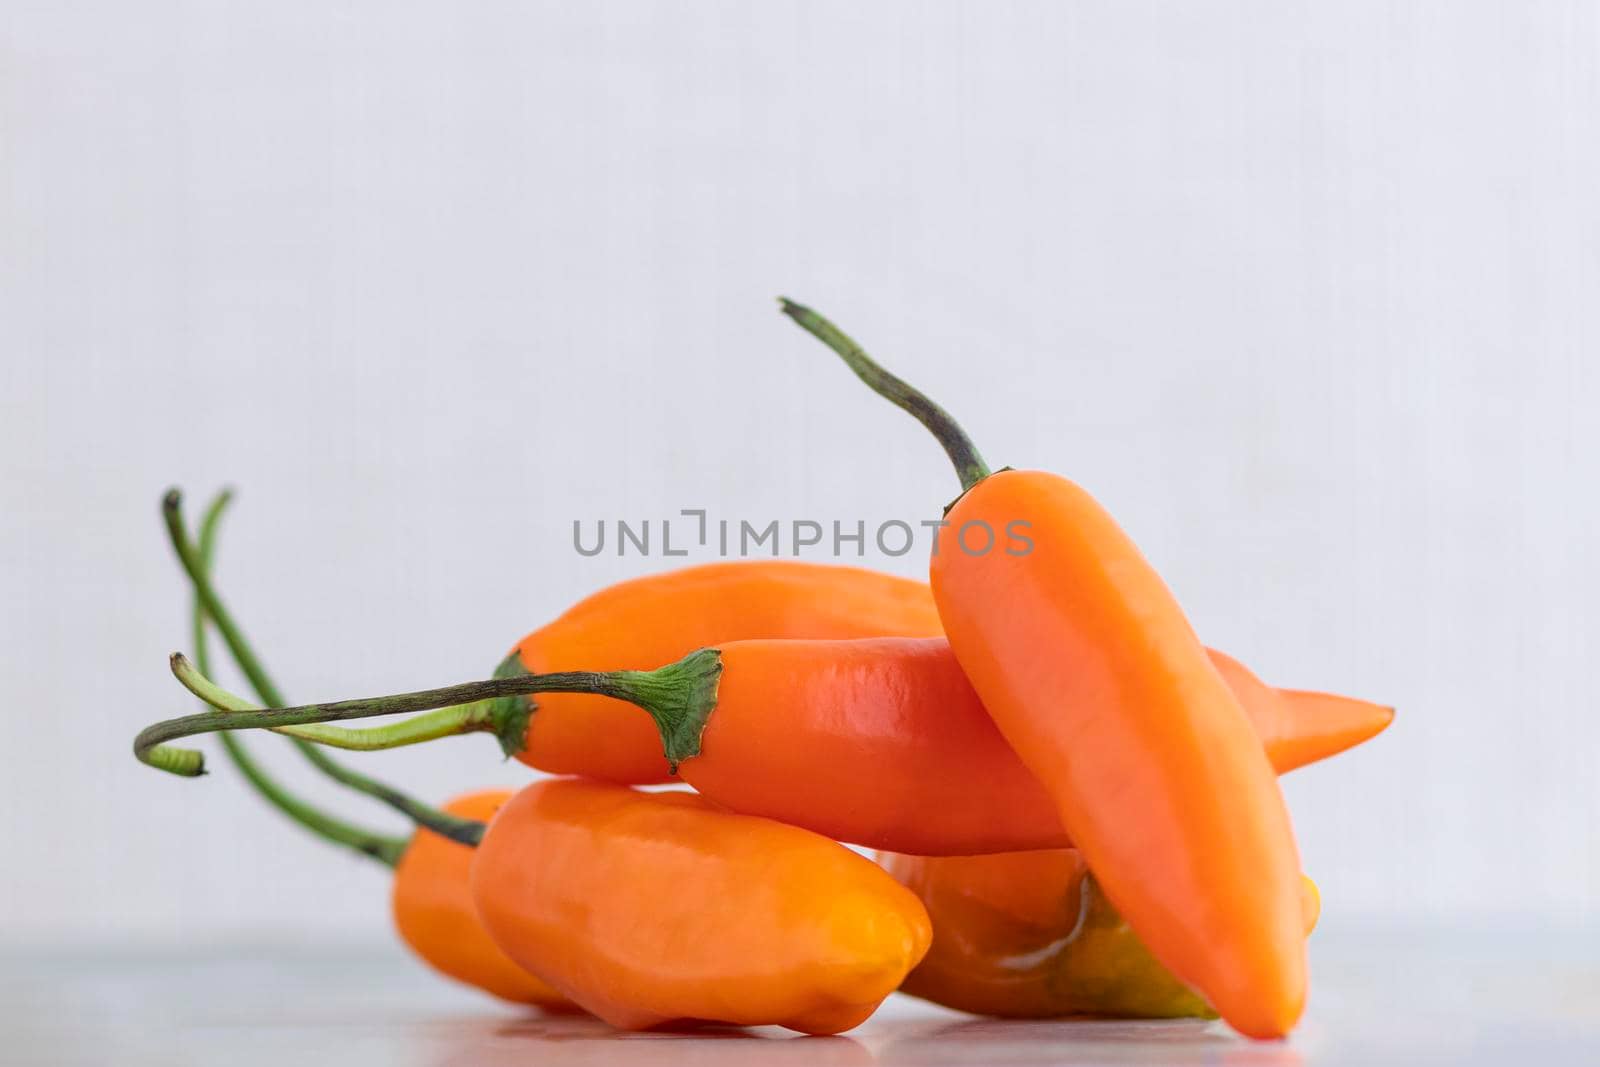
[602,648,723,772]
[488,652,536,759]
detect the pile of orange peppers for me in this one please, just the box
[136,301,1390,1041]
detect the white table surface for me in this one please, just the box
[5,923,1596,1066]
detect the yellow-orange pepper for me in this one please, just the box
[470,779,932,1034]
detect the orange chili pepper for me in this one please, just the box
[392,789,570,1008]
[782,301,1326,1038]
[880,850,1322,1019]
[469,778,932,1034]
[147,633,1389,858]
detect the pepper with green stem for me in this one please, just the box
[776,299,1310,1039]
[136,611,1392,856]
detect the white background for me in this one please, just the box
[3,1,1595,946]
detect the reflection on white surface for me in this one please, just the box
[4,924,1596,1066]
[423,1014,1302,1067]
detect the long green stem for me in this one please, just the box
[191,492,406,867]
[778,298,993,493]
[163,488,477,843]
[137,648,723,775]
[179,636,484,847]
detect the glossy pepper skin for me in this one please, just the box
[934,471,1308,1037]
[880,850,1322,1019]
[505,561,942,784]
[580,636,1390,855]
[470,778,932,1034]
[390,790,570,1008]
[497,560,1386,789]
[779,301,1340,1036]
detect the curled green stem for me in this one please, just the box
[172,648,484,847]
[190,491,407,866]
[161,488,478,845]
[138,648,724,775]
[779,297,991,493]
